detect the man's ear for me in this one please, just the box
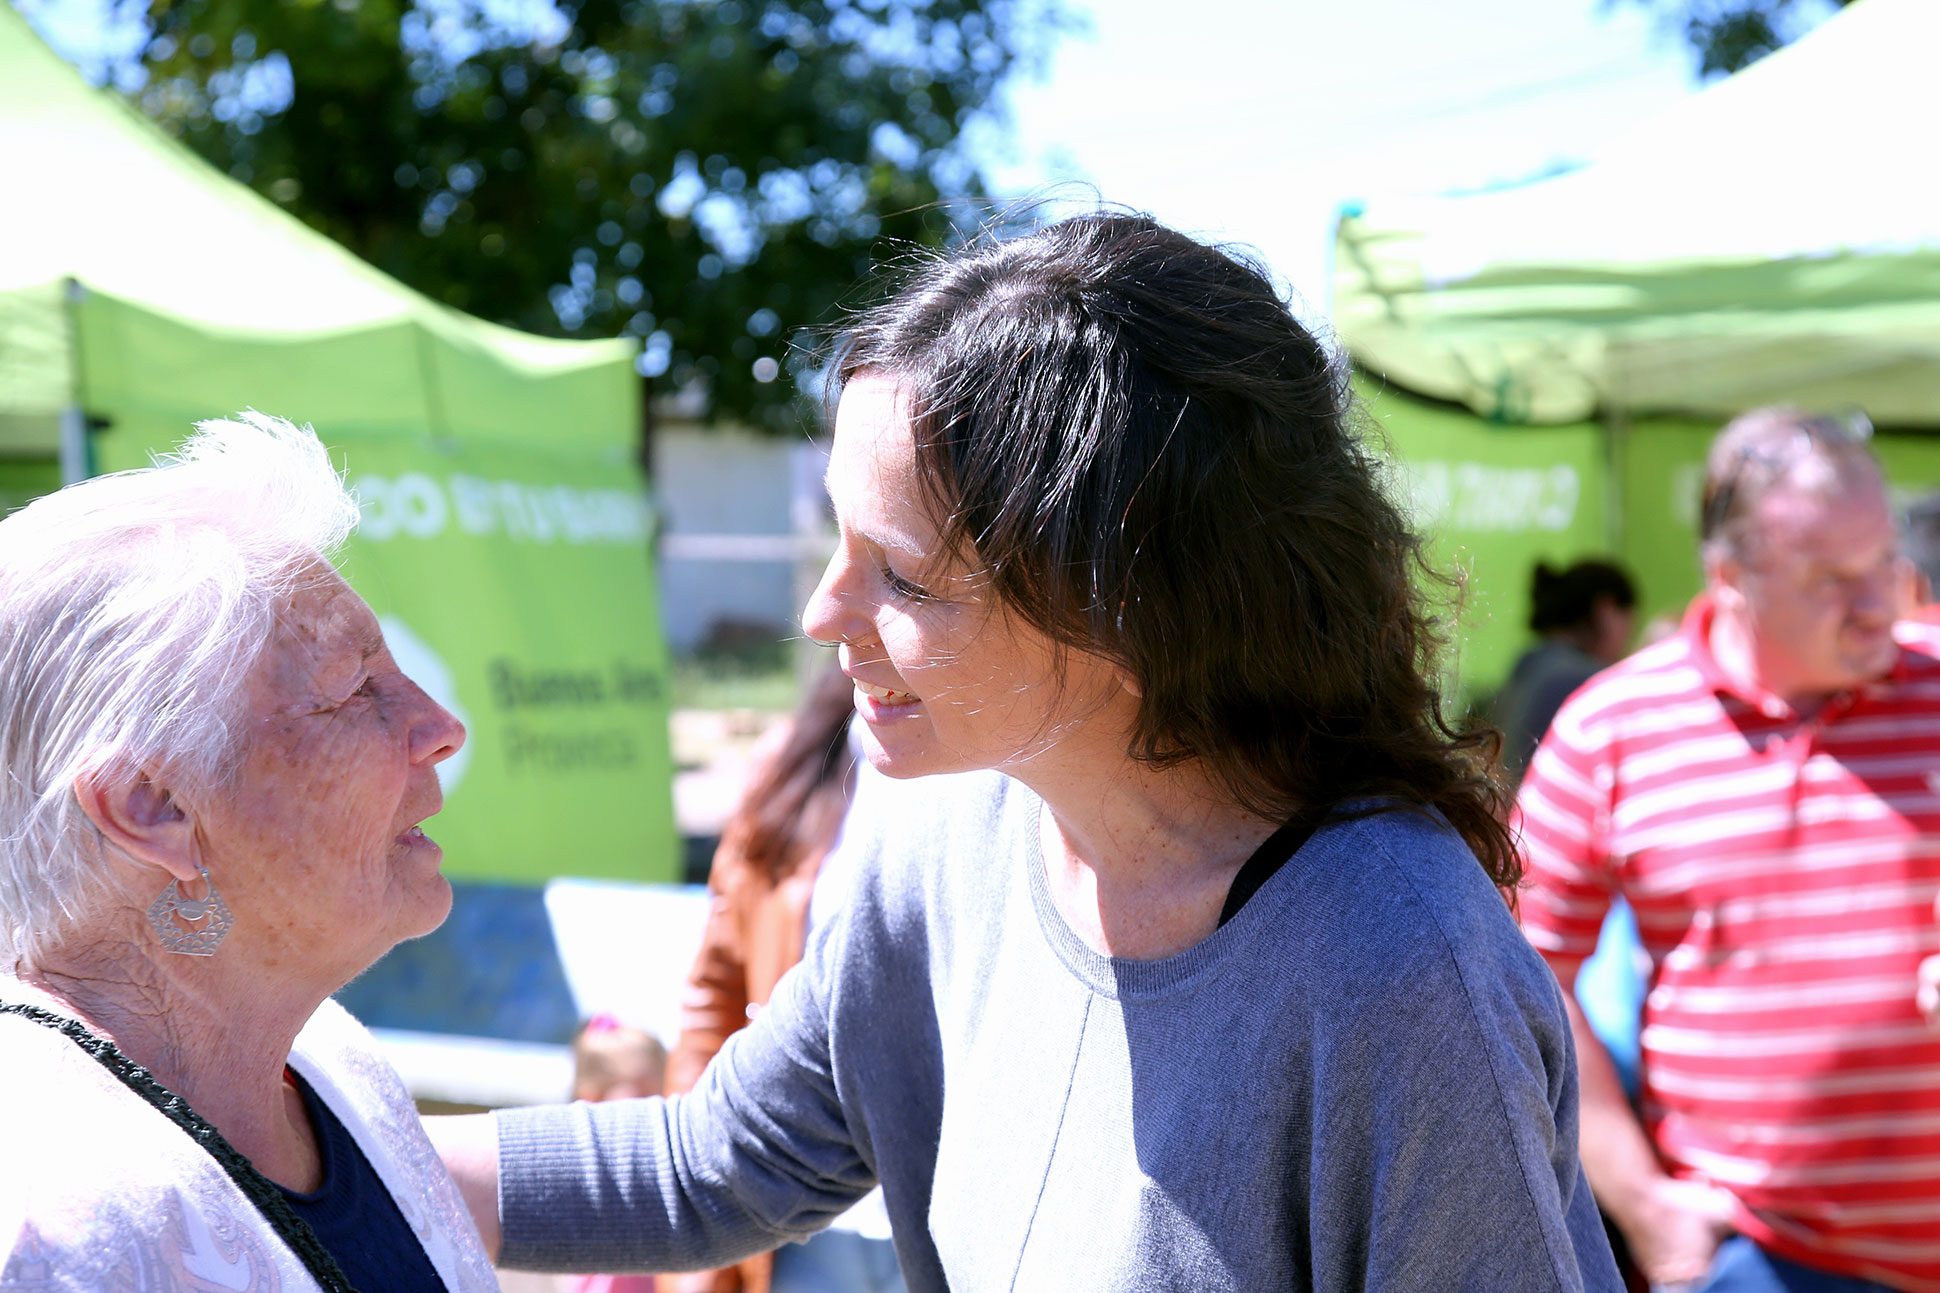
[1705,546,1746,606]
[72,764,199,884]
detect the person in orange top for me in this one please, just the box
[663,664,900,1293]
[1901,493,1940,625]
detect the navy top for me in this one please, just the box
[280,1070,447,1292]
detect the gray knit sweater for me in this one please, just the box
[498,771,1621,1291]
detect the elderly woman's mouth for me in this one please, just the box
[397,824,435,847]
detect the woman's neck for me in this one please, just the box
[1021,754,1282,962]
[19,917,325,1191]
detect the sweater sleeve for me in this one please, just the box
[1302,837,1624,1292]
[495,935,876,1274]
[660,830,776,1293]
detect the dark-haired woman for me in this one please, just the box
[1493,559,1637,784]
[433,214,1623,1291]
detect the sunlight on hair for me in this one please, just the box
[0,412,357,967]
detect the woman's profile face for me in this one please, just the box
[802,374,1132,783]
[193,564,466,981]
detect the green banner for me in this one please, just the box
[0,456,59,515]
[1356,378,1610,709]
[1613,420,1715,636]
[77,283,677,885]
[91,422,678,884]
[337,435,677,884]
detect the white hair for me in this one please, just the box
[0,412,358,966]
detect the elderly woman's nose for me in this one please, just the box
[406,684,466,764]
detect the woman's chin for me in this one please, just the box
[386,872,456,950]
[862,736,983,782]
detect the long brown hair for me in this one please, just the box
[729,663,858,881]
[834,214,1517,886]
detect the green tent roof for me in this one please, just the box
[0,1,635,456]
[1334,0,1940,426]
[0,9,678,885]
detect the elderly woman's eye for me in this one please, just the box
[353,676,377,699]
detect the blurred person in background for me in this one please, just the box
[1899,492,1940,622]
[1518,407,1940,1292]
[431,213,1621,1290]
[567,1015,668,1293]
[0,415,490,1290]
[1493,558,1638,784]
[574,1013,668,1104]
[662,663,902,1293]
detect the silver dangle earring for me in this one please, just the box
[146,864,233,956]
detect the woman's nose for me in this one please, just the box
[801,546,860,646]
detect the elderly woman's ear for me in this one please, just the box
[71,765,201,885]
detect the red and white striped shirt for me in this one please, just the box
[1518,595,1940,1291]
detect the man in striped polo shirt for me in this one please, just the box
[1519,407,1940,1293]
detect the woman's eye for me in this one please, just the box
[882,567,930,601]
[353,676,377,699]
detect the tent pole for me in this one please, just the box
[59,277,89,484]
[1602,402,1628,560]
[58,405,88,485]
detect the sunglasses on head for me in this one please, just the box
[1699,410,1873,543]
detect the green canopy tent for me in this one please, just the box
[1334,0,1940,701]
[0,4,677,882]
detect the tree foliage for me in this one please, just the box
[119,0,1060,429]
[1614,0,1852,78]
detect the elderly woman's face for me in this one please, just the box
[802,374,1133,783]
[194,564,464,980]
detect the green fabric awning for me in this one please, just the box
[1335,0,1940,427]
[0,1,634,447]
[0,5,678,883]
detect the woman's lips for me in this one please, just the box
[853,678,919,706]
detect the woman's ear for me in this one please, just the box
[71,765,199,884]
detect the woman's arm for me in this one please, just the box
[450,936,874,1277]
[425,1112,502,1260]
[662,833,769,1293]
[1304,966,1623,1291]
[1301,835,1628,1292]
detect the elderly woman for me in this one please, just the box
[436,215,1622,1289]
[0,414,492,1290]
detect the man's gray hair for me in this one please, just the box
[1699,406,1881,564]
[0,412,358,966]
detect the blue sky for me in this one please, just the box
[19,0,1837,324]
[974,0,1725,319]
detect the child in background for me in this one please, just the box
[566,1015,668,1293]
[573,1013,668,1102]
